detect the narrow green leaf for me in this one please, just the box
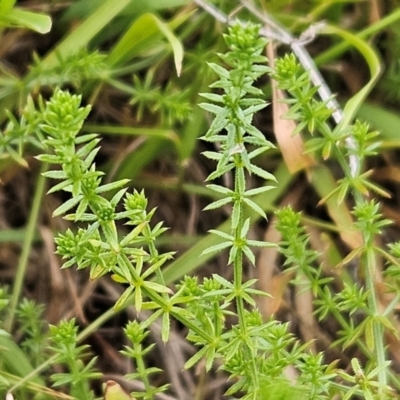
[6,146,28,167]
[204,109,229,137]
[212,274,232,287]
[228,245,238,265]
[243,198,267,219]
[242,245,255,265]
[119,222,147,247]
[101,221,119,252]
[365,318,375,352]
[52,196,83,217]
[161,312,170,343]
[75,198,89,221]
[0,336,44,386]
[199,102,224,115]
[207,62,229,79]
[199,93,224,103]
[231,201,241,229]
[108,12,183,76]
[47,179,71,194]
[201,241,232,255]
[4,8,51,33]
[246,240,277,248]
[135,286,143,312]
[249,164,277,181]
[76,138,101,158]
[42,0,130,68]
[207,229,233,241]
[245,186,275,196]
[203,197,232,211]
[205,346,216,371]
[114,286,134,311]
[323,25,381,129]
[111,274,129,284]
[240,218,251,238]
[110,188,128,207]
[184,346,208,370]
[206,184,233,195]
[41,170,67,180]
[36,154,62,164]
[144,281,173,294]
[151,13,184,76]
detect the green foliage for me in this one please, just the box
[29,50,108,90]
[130,72,192,125]
[271,35,399,399]
[49,319,101,399]
[15,299,48,367]
[0,0,51,33]
[1,2,400,400]
[122,321,169,399]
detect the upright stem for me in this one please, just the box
[365,247,387,387]
[233,163,259,392]
[5,164,48,332]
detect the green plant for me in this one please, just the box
[15,299,48,367]
[2,3,400,399]
[49,319,101,400]
[271,41,398,399]
[2,23,325,400]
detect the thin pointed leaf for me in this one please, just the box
[245,186,275,196]
[208,229,233,241]
[240,218,251,238]
[114,286,134,310]
[199,103,224,115]
[203,197,232,211]
[206,184,233,195]
[52,196,83,217]
[249,164,277,181]
[242,245,255,265]
[201,241,231,255]
[243,198,267,219]
[42,170,67,180]
[161,311,170,342]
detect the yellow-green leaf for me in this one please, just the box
[108,12,183,76]
[4,8,51,33]
[322,25,381,129]
[365,318,375,352]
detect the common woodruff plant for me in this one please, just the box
[28,22,327,400]
[271,49,398,398]
[6,19,397,400]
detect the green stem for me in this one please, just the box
[365,247,387,387]
[145,224,169,300]
[332,145,353,181]
[134,343,153,395]
[69,352,88,398]
[232,165,259,392]
[5,164,48,332]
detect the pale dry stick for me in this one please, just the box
[193,0,359,176]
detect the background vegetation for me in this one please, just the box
[2,0,400,399]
